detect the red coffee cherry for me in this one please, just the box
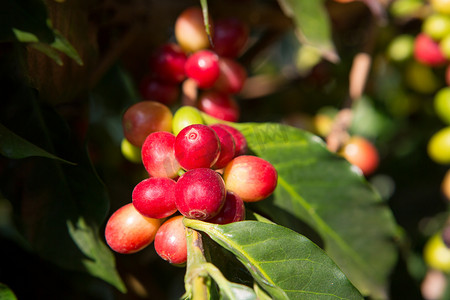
[139,76,180,106]
[174,124,220,170]
[149,43,187,83]
[212,18,249,58]
[215,124,248,156]
[413,33,447,67]
[197,90,240,122]
[223,155,278,202]
[213,57,247,94]
[185,50,220,89]
[175,6,212,53]
[132,177,177,219]
[141,131,181,179]
[105,203,161,254]
[154,215,187,265]
[339,136,379,176]
[122,101,173,147]
[207,191,245,225]
[210,124,236,169]
[175,168,226,220]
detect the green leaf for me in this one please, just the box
[67,217,126,293]
[233,122,398,298]
[276,0,338,62]
[185,219,363,300]
[0,283,18,300]
[0,123,74,164]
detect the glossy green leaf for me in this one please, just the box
[233,122,398,298]
[185,219,363,300]
[0,123,74,164]
[0,283,18,300]
[277,0,338,62]
[67,217,126,292]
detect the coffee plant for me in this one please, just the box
[2,0,450,299]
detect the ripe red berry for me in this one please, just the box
[174,124,220,170]
[175,168,226,220]
[212,18,249,58]
[105,203,161,254]
[215,124,247,156]
[149,43,187,83]
[413,33,447,67]
[213,57,247,94]
[340,136,379,176]
[223,155,278,202]
[132,177,177,219]
[139,76,180,106]
[175,6,212,53]
[197,90,240,122]
[206,191,245,225]
[122,101,173,147]
[185,50,220,89]
[141,131,181,178]
[210,124,236,169]
[154,215,187,265]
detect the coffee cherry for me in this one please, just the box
[223,155,278,202]
[185,50,220,89]
[428,127,450,164]
[422,14,450,41]
[105,203,161,254]
[431,0,450,15]
[211,18,249,58]
[172,106,204,136]
[149,43,188,83]
[423,232,450,272]
[175,6,212,53]
[340,136,379,176]
[413,33,447,67]
[197,90,240,122]
[154,215,187,265]
[206,191,245,225]
[122,101,173,147]
[175,168,226,220]
[386,34,415,63]
[434,87,450,125]
[174,124,220,170]
[215,124,248,156]
[213,57,247,94]
[141,131,181,179]
[139,76,180,106]
[132,177,177,219]
[121,138,141,164]
[210,124,236,169]
[440,34,450,59]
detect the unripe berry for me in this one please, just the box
[223,155,278,202]
[340,136,379,176]
[105,203,161,254]
[122,101,173,147]
[174,124,220,170]
[175,6,212,53]
[132,177,177,219]
[154,215,187,265]
[172,106,205,136]
[175,168,226,220]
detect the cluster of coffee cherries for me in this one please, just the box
[106,101,277,265]
[138,6,249,123]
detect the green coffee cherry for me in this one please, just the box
[172,106,204,135]
[434,87,450,125]
[428,127,450,164]
[121,138,142,164]
[422,14,450,41]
